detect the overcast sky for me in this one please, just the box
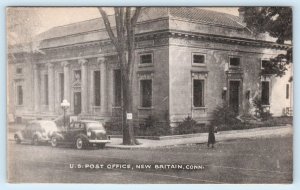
[32,7,239,34]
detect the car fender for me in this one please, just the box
[32,132,42,140]
[14,131,24,140]
[74,134,89,143]
[52,133,65,141]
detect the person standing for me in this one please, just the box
[207,125,216,148]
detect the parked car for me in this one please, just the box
[51,120,111,149]
[14,120,59,145]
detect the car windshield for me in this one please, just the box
[86,123,105,130]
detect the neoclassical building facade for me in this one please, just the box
[8,8,293,125]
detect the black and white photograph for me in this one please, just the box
[6,7,293,183]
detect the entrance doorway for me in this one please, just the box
[74,92,81,115]
[229,81,240,114]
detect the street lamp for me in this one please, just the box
[61,99,70,128]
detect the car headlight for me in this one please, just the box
[87,131,91,137]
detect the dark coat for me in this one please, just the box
[208,126,216,144]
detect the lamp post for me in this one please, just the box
[61,99,70,128]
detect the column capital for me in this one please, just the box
[33,64,39,70]
[97,57,106,64]
[47,62,55,69]
[61,61,70,67]
[79,59,88,66]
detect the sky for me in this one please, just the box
[29,7,239,34]
[7,7,239,45]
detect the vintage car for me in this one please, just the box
[51,120,111,149]
[14,120,59,145]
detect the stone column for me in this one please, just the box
[98,57,107,115]
[62,61,70,103]
[80,59,88,114]
[33,64,40,112]
[47,63,55,112]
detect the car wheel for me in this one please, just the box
[14,135,21,144]
[97,143,105,149]
[32,136,39,146]
[76,137,84,150]
[51,137,58,147]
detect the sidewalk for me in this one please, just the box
[7,125,292,149]
[106,125,292,149]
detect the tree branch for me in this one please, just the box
[131,7,142,27]
[98,8,119,52]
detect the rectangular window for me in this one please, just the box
[114,69,122,107]
[193,79,204,107]
[44,74,49,105]
[192,54,205,64]
[17,85,23,105]
[140,53,153,64]
[261,60,270,70]
[140,80,152,107]
[16,68,22,74]
[94,70,101,106]
[286,84,289,99]
[59,73,64,102]
[261,81,270,105]
[230,57,241,67]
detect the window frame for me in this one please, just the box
[140,79,153,108]
[16,67,23,74]
[16,85,23,106]
[261,81,270,105]
[192,53,206,66]
[229,56,241,68]
[93,70,101,106]
[139,52,154,67]
[192,79,205,108]
[113,69,122,107]
[59,73,64,103]
[44,74,49,105]
[261,59,271,70]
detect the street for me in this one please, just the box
[7,136,292,183]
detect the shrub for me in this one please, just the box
[136,115,171,136]
[210,103,239,127]
[252,97,273,120]
[177,116,197,134]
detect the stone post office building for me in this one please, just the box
[8,8,293,126]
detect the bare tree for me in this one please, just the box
[98,7,141,145]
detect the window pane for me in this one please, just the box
[114,70,121,107]
[230,57,240,67]
[261,81,270,105]
[16,68,22,74]
[141,80,152,107]
[140,54,152,64]
[261,60,270,69]
[286,84,289,99]
[193,54,205,64]
[193,80,204,107]
[59,73,64,102]
[44,74,48,105]
[17,85,23,105]
[94,71,101,106]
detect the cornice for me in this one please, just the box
[135,30,291,50]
